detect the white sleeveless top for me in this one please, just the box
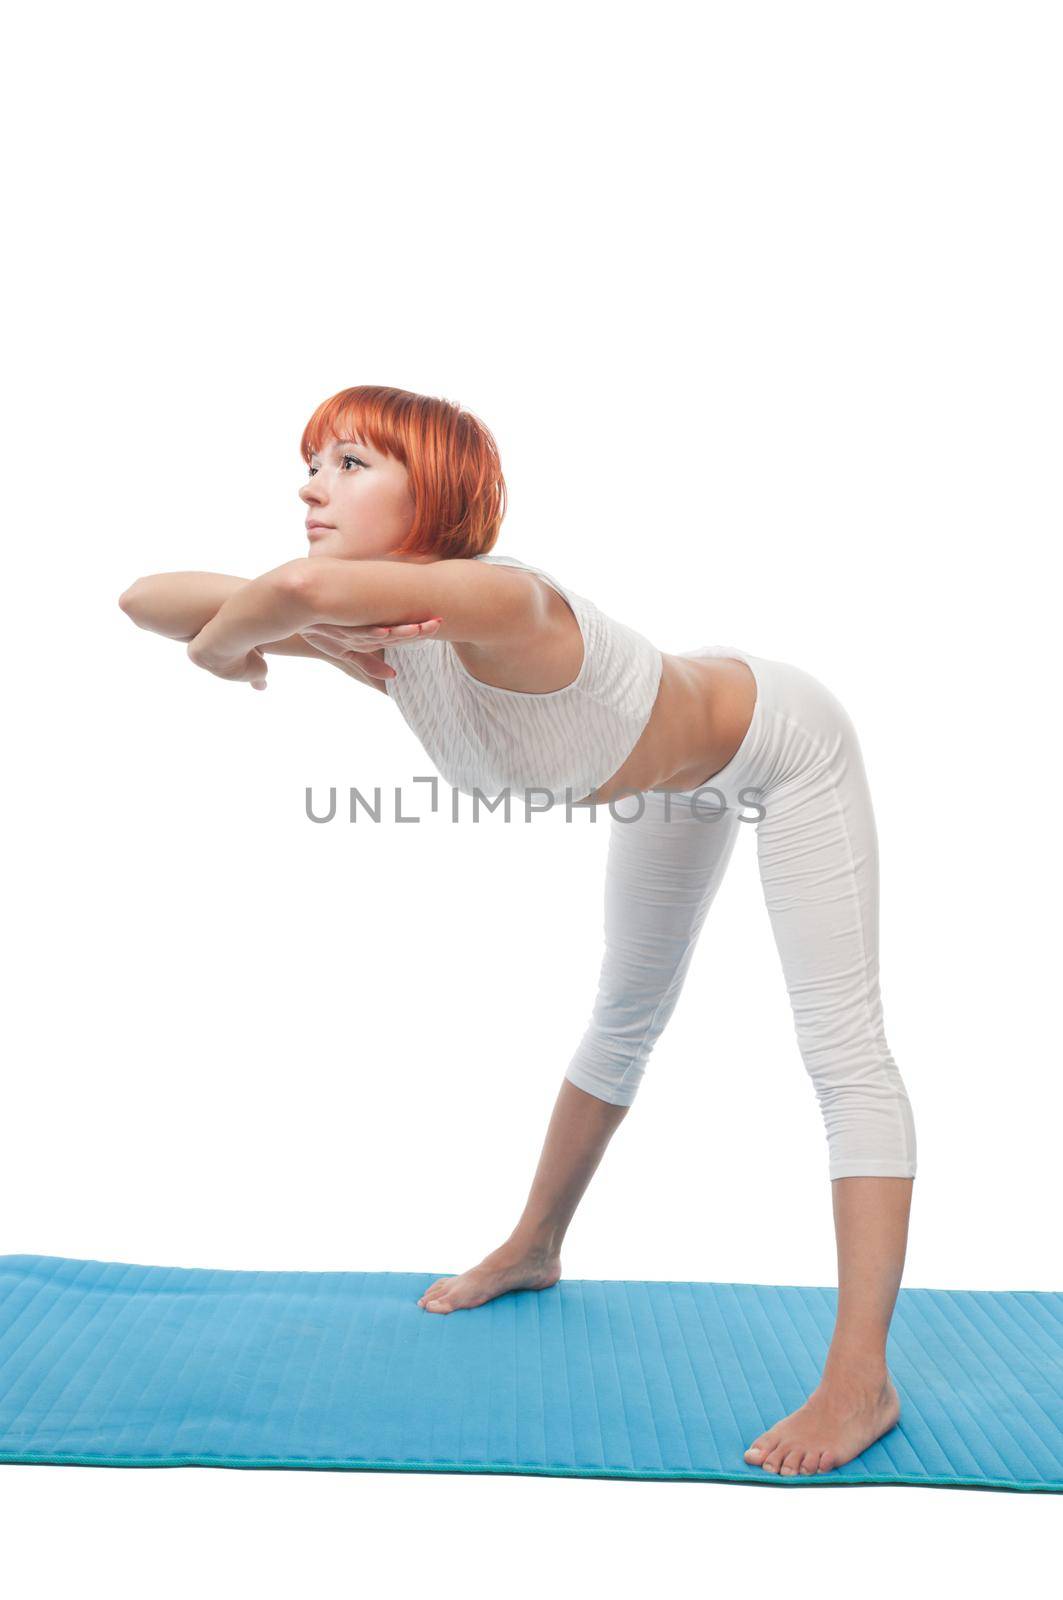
[382,552,664,801]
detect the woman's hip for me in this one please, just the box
[672,644,868,809]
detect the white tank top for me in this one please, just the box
[382,552,664,801]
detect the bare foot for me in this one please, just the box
[743,1369,902,1475]
[418,1241,562,1314]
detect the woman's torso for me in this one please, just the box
[381,552,756,805]
[586,651,757,804]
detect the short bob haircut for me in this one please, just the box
[300,385,508,561]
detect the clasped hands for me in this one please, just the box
[186,616,444,689]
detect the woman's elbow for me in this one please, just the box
[118,579,146,619]
[118,577,167,632]
[271,558,323,620]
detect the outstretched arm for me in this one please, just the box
[117,570,425,692]
[119,571,296,643]
[185,555,542,671]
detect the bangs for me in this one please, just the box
[300,390,405,467]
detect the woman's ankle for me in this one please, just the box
[506,1222,564,1258]
[820,1344,890,1388]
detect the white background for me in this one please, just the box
[2,0,1059,1591]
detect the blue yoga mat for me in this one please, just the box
[1,1254,1059,1490]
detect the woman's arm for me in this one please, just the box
[186,556,543,668]
[117,571,389,689]
[118,571,304,645]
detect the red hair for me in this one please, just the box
[300,385,508,560]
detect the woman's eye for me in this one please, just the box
[307,456,364,478]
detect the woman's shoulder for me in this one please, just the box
[472,551,528,569]
[472,550,578,604]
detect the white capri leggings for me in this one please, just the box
[564,646,918,1181]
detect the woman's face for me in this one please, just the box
[298,433,419,560]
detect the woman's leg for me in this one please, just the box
[565,787,745,1105]
[743,685,917,1474]
[753,743,917,1181]
[419,789,745,1312]
[417,1079,626,1312]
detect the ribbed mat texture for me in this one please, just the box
[1,1255,1060,1489]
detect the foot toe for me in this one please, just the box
[779,1448,804,1475]
[799,1450,822,1474]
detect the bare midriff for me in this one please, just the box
[570,653,758,808]
[448,571,758,809]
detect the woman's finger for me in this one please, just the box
[350,654,393,678]
[306,619,441,643]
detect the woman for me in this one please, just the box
[119,384,917,1478]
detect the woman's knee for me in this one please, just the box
[815,1070,918,1180]
[564,1059,642,1107]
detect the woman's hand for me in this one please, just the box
[298,616,443,680]
[186,638,269,690]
